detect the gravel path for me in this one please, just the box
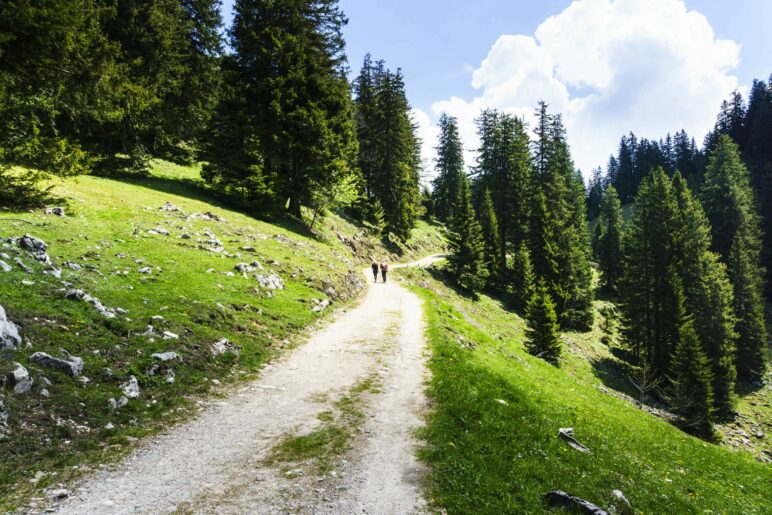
[53,256,444,514]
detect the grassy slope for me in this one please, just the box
[400,267,771,514]
[0,160,445,509]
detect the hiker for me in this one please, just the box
[371,261,379,283]
[380,261,389,283]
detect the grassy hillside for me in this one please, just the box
[400,266,771,514]
[0,160,446,510]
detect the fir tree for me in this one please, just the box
[447,171,487,293]
[478,189,501,289]
[620,169,684,374]
[672,173,737,416]
[597,185,623,293]
[432,113,465,223]
[670,320,715,436]
[511,242,535,311]
[229,0,358,218]
[525,281,562,365]
[702,135,766,382]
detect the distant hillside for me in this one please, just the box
[0,160,446,510]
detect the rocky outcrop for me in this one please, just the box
[6,363,32,394]
[0,305,22,351]
[29,352,84,377]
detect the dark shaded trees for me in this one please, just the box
[525,281,562,365]
[431,113,465,223]
[596,185,623,293]
[447,171,487,292]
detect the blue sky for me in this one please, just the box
[220,1,772,177]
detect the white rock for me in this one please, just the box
[0,305,22,350]
[162,331,179,340]
[120,376,140,399]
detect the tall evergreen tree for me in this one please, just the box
[511,242,535,311]
[447,171,487,292]
[586,167,605,220]
[620,169,684,375]
[702,135,766,382]
[597,185,623,293]
[354,60,421,241]
[474,109,531,283]
[672,173,737,416]
[431,113,465,222]
[525,281,562,365]
[478,189,501,289]
[670,320,715,436]
[529,106,593,328]
[227,0,358,218]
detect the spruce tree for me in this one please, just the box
[354,62,420,241]
[597,185,623,293]
[525,281,562,365]
[529,107,593,328]
[447,171,487,293]
[702,135,766,382]
[672,173,737,416]
[511,242,535,311]
[478,189,502,289]
[670,320,715,436]
[432,113,465,223]
[620,169,684,374]
[229,0,358,218]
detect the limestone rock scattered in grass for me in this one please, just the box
[64,289,117,318]
[0,394,8,431]
[29,352,84,378]
[257,273,284,290]
[159,202,180,212]
[6,363,32,395]
[121,376,140,399]
[162,331,179,340]
[211,337,239,356]
[0,305,22,351]
[44,207,65,217]
[138,266,152,274]
[559,427,591,453]
[63,261,82,271]
[311,299,330,312]
[0,260,11,272]
[544,490,608,515]
[13,257,33,273]
[152,352,180,362]
[42,268,62,279]
[17,234,50,264]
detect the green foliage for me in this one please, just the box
[477,189,501,289]
[474,109,531,284]
[207,0,357,220]
[309,172,362,229]
[447,172,487,292]
[529,104,593,329]
[702,135,767,382]
[431,113,465,222]
[354,56,421,242]
[621,169,685,376]
[510,242,534,311]
[670,321,715,436]
[525,281,561,365]
[596,185,623,293]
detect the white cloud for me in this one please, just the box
[420,0,742,178]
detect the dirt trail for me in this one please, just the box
[54,255,445,515]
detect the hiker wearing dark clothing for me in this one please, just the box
[380,262,388,283]
[371,262,379,282]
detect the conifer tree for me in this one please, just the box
[478,189,501,289]
[354,61,421,241]
[670,320,715,435]
[672,173,737,415]
[511,242,535,311]
[620,169,684,374]
[702,135,766,382]
[597,185,623,293]
[432,113,465,222]
[228,0,358,218]
[529,106,593,328]
[447,171,487,293]
[591,222,603,262]
[525,281,562,365]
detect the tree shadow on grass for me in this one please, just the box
[107,172,322,242]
